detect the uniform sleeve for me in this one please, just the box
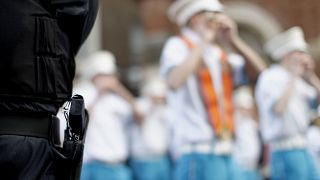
[160,37,189,78]
[52,0,99,54]
[115,97,134,124]
[298,79,318,103]
[51,0,91,16]
[256,71,288,114]
[80,0,99,45]
[255,71,287,141]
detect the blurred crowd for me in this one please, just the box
[60,0,320,180]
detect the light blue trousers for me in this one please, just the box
[174,153,238,180]
[271,149,320,180]
[130,155,172,180]
[81,161,132,180]
[235,166,262,180]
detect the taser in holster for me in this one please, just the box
[51,94,89,180]
[64,94,88,147]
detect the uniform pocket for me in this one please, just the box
[35,16,57,55]
[35,56,71,99]
[34,16,72,100]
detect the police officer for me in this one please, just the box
[0,0,98,179]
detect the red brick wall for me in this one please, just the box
[100,0,320,67]
[136,0,320,40]
[137,0,172,34]
[223,0,320,40]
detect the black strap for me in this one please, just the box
[0,114,51,138]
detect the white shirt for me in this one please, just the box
[128,97,169,159]
[255,65,317,143]
[160,28,244,158]
[75,82,132,164]
[307,126,320,165]
[233,112,261,170]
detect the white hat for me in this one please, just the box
[233,86,254,109]
[142,78,167,97]
[83,51,117,79]
[264,26,308,61]
[168,0,224,26]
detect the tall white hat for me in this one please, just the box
[168,0,224,26]
[82,51,117,79]
[264,26,308,61]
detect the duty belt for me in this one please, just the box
[0,114,52,138]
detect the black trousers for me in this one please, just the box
[0,135,56,180]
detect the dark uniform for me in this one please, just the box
[0,0,98,179]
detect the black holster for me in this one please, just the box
[50,95,89,180]
[52,140,85,180]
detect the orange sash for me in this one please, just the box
[180,36,235,137]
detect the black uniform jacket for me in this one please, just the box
[0,0,98,115]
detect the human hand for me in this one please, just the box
[287,56,305,77]
[216,14,238,43]
[302,54,316,78]
[133,107,144,125]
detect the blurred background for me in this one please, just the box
[77,0,320,94]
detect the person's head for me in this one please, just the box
[168,0,223,41]
[282,51,313,76]
[233,86,258,121]
[188,11,219,31]
[82,51,118,89]
[264,27,309,73]
[233,86,255,112]
[142,78,167,105]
